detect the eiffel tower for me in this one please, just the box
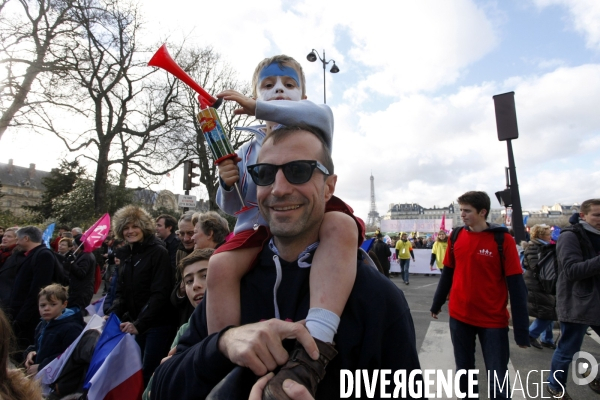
[367,173,380,227]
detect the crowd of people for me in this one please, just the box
[0,50,598,400]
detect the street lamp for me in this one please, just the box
[493,91,525,243]
[306,49,339,104]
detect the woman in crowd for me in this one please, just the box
[0,308,42,400]
[429,230,449,272]
[56,237,74,257]
[171,211,230,327]
[107,205,176,386]
[55,238,74,276]
[522,224,557,349]
[0,227,25,309]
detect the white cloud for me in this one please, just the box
[533,0,600,50]
[331,64,600,219]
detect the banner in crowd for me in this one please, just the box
[86,296,106,317]
[390,249,441,275]
[81,213,111,253]
[380,219,453,234]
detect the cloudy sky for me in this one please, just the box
[3,0,600,222]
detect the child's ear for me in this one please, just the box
[302,94,307,100]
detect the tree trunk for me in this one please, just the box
[119,161,128,188]
[94,145,110,214]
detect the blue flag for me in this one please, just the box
[83,313,125,390]
[523,215,529,225]
[360,238,375,253]
[42,223,55,248]
[551,226,561,242]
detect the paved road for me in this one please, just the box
[394,273,600,399]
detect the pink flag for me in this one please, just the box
[440,212,446,231]
[81,213,111,253]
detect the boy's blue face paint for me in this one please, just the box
[258,63,301,87]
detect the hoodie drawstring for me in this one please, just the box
[272,255,282,319]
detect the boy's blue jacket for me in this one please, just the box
[216,99,333,233]
[151,246,424,399]
[27,308,85,370]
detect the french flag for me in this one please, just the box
[84,314,143,400]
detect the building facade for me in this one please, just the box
[1,160,208,216]
[0,160,50,215]
[383,202,461,228]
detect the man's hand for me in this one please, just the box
[431,311,440,319]
[218,319,318,376]
[120,322,139,335]
[217,90,257,116]
[218,158,241,188]
[249,373,315,400]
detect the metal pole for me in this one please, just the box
[506,139,524,243]
[322,50,327,104]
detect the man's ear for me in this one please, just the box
[324,174,337,202]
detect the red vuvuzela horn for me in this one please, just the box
[148,44,222,109]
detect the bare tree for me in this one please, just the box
[169,46,254,210]
[24,0,191,213]
[0,0,82,141]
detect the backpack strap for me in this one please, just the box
[493,231,505,274]
[449,226,464,267]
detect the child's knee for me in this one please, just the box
[321,212,358,241]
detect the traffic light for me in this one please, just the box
[183,160,200,191]
[495,188,512,207]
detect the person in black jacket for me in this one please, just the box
[546,199,600,399]
[107,205,176,386]
[156,214,180,272]
[521,224,557,350]
[24,284,84,375]
[371,232,391,277]
[151,126,423,399]
[8,226,57,353]
[64,234,96,314]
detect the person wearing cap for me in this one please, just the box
[372,232,391,277]
[64,234,96,314]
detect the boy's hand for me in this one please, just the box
[217,90,257,116]
[218,158,241,187]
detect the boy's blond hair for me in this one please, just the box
[251,55,306,98]
[38,283,68,303]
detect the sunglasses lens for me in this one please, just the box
[254,165,276,186]
[283,162,313,184]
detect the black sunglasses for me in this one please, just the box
[247,160,330,186]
